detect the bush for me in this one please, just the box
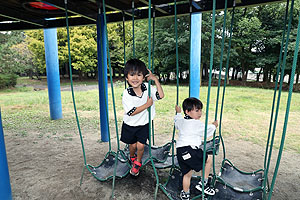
[0,74,18,89]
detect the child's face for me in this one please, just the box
[186,107,202,120]
[126,70,145,88]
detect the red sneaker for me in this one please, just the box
[130,154,137,164]
[130,160,142,176]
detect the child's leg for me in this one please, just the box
[136,141,144,163]
[182,170,193,192]
[129,142,137,157]
[204,155,213,179]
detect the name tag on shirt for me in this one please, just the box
[182,153,191,160]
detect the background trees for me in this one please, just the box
[1,2,300,85]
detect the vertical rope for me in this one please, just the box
[64,0,87,167]
[152,7,156,145]
[170,0,179,168]
[219,3,235,162]
[264,0,294,194]
[132,0,135,58]
[201,1,216,199]
[264,0,289,170]
[212,0,228,179]
[122,11,127,89]
[267,8,300,199]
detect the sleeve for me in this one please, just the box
[206,124,216,138]
[174,113,183,129]
[150,85,160,101]
[122,90,136,116]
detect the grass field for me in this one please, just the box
[1,79,300,153]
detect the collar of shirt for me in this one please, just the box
[184,114,193,120]
[127,83,147,96]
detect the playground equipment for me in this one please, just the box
[1,0,299,199]
[65,0,300,199]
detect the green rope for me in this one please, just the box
[212,0,228,180]
[64,0,87,171]
[171,0,179,167]
[264,0,294,195]
[200,1,216,199]
[146,2,160,199]
[264,0,289,170]
[152,8,156,145]
[263,1,289,195]
[267,7,300,199]
[102,0,127,197]
[132,0,135,58]
[122,11,127,89]
[219,5,235,162]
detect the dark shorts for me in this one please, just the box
[120,122,149,145]
[177,146,208,175]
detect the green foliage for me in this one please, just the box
[0,31,33,76]
[0,74,18,89]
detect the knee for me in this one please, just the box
[137,142,145,150]
[206,155,213,163]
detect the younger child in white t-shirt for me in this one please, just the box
[175,97,218,200]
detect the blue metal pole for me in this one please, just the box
[0,109,12,200]
[44,28,63,120]
[189,12,202,98]
[97,13,109,142]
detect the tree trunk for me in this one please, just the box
[256,68,262,82]
[288,70,292,85]
[231,67,235,80]
[65,63,69,78]
[200,63,203,87]
[273,72,276,82]
[268,69,272,82]
[234,69,238,80]
[204,63,208,80]
[263,68,268,82]
[243,70,248,82]
[296,74,299,84]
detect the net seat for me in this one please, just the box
[87,151,131,181]
[124,142,171,166]
[217,160,263,192]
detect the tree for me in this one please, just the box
[0,31,32,75]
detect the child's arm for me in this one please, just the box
[130,96,153,116]
[146,69,164,99]
[175,105,181,113]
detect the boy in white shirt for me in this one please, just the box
[175,97,218,200]
[120,59,164,176]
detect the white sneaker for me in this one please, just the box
[179,190,190,200]
[195,182,215,196]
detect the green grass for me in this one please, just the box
[1,81,300,153]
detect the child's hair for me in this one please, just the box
[124,59,148,77]
[182,97,203,115]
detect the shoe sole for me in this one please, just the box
[195,185,215,196]
[130,169,139,176]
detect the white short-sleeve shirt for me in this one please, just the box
[174,113,216,148]
[122,83,160,126]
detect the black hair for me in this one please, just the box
[182,97,203,115]
[124,59,148,78]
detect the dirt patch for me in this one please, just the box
[4,131,300,200]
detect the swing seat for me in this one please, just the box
[160,168,207,200]
[87,151,131,181]
[124,142,171,166]
[200,136,220,155]
[155,137,220,169]
[154,155,179,169]
[212,181,263,200]
[217,160,263,192]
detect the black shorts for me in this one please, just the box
[120,122,149,145]
[177,146,208,175]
